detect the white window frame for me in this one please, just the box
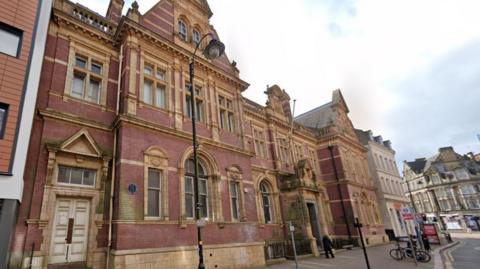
[253,127,268,159]
[56,165,97,188]
[178,20,188,41]
[230,181,240,221]
[146,168,162,217]
[142,61,167,109]
[218,94,235,132]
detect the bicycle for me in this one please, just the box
[389,241,431,263]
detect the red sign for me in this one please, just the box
[423,224,440,244]
[402,213,413,220]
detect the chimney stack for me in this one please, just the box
[106,0,125,23]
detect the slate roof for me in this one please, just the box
[294,102,335,129]
[355,129,371,146]
[406,158,428,174]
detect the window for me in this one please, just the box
[185,82,204,122]
[193,28,201,46]
[0,103,8,139]
[294,143,304,162]
[184,159,208,219]
[178,20,187,41]
[147,168,162,217]
[253,128,267,158]
[230,182,240,221]
[218,95,235,132]
[455,169,469,180]
[0,22,22,57]
[260,181,272,223]
[57,165,96,187]
[71,54,103,104]
[143,62,167,109]
[308,149,317,173]
[277,136,290,164]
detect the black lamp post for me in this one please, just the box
[189,33,225,269]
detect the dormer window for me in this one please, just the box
[193,29,201,46]
[178,20,187,41]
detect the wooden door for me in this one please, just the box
[49,199,90,264]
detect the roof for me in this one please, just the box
[355,129,371,145]
[406,158,427,174]
[294,102,335,129]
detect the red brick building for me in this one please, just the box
[9,1,386,268]
[0,0,52,267]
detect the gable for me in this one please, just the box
[59,129,102,157]
[139,0,236,75]
[141,0,175,41]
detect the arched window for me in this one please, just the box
[192,28,201,46]
[178,20,187,41]
[184,158,208,218]
[260,181,272,223]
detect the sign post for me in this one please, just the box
[288,221,298,269]
[354,218,371,269]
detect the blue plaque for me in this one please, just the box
[128,184,137,194]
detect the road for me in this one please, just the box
[268,243,434,269]
[449,235,480,269]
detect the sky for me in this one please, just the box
[76,0,480,165]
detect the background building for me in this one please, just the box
[0,0,52,267]
[296,92,387,247]
[403,147,480,232]
[9,0,385,268]
[356,129,411,239]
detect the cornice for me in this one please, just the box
[52,9,116,47]
[116,19,249,90]
[38,109,112,131]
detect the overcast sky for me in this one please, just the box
[76,0,480,165]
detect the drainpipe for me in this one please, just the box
[106,44,123,269]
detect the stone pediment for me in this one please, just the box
[57,129,103,157]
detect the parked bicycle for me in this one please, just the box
[389,239,431,263]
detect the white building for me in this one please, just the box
[356,129,412,238]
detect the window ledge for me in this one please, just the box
[63,94,106,110]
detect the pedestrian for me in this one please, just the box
[422,234,431,251]
[322,235,335,259]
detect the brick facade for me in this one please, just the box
[10,1,386,268]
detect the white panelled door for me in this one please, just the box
[49,199,90,264]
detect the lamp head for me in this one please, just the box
[203,39,225,60]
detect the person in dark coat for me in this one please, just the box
[322,235,335,258]
[422,234,431,251]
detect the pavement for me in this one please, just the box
[267,243,435,269]
[441,233,480,269]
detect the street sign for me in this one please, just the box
[401,208,413,220]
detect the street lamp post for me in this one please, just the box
[189,33,225,269]
[405,179,425,250]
